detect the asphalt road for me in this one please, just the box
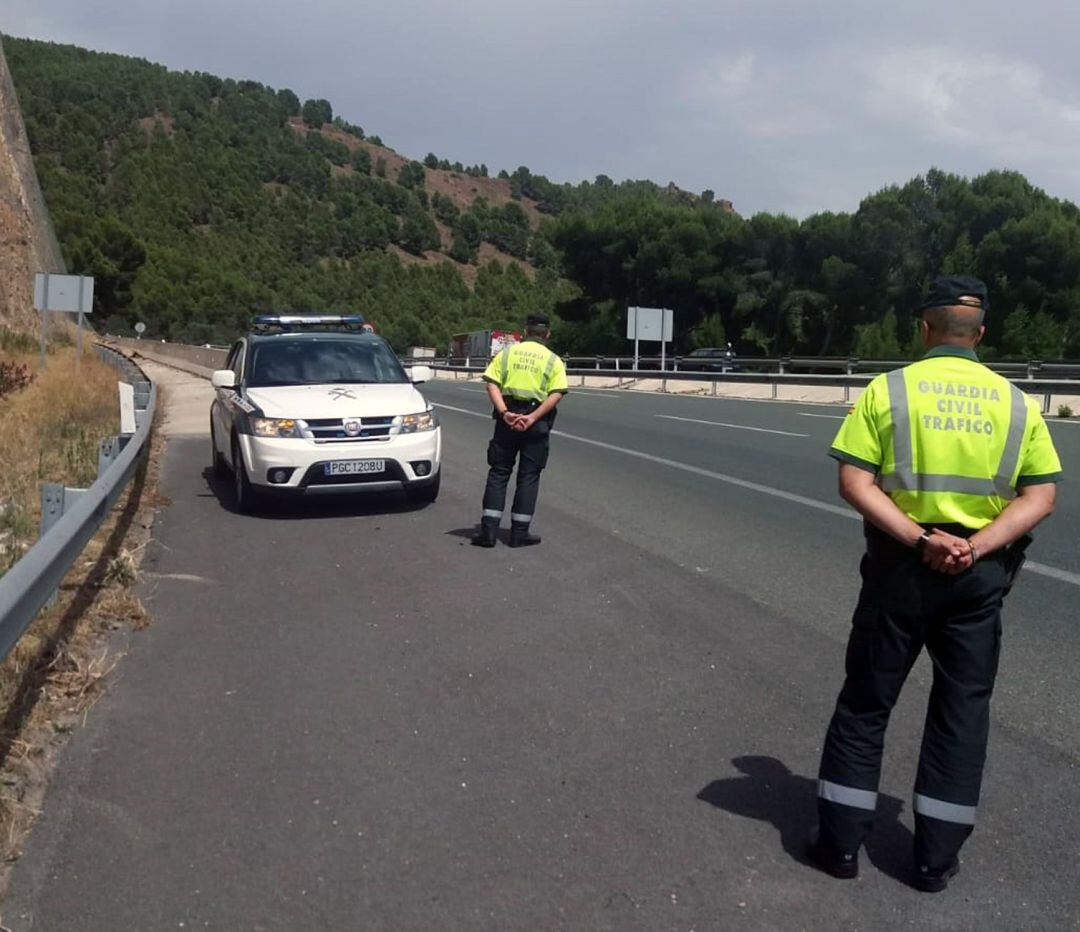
[6,374,1079,930]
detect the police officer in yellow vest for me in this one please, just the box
[472,314,569,548]
[808,276,1061,892]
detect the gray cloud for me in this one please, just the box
[9,0,1080,216]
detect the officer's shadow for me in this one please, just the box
[697,756,913,884]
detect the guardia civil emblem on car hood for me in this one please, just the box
[244,383,423,419]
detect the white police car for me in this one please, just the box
[210,315,441,512]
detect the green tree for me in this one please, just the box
[276,88,300,117]
[351,147,372,175]
[398,201,440,254]
[853,309,904,359]
[397,160,426,189]
[301,98,332,126]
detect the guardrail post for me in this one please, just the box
[772,381,778,400]
[843,383,851,404]
[1044,392,1051,414]
[779,356,788,375]
[595,356,600,371]
[38,485,64,607]
[98,436,122,476]
[39,484,65,540]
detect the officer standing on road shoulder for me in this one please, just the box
[472,314,569,548]
[808,276,1061,892]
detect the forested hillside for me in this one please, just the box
[7,35,1080,358]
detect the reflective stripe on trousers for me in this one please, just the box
[913,793,977,826]
[818,780,877,811]
[882,368,1027,499]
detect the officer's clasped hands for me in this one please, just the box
[921,529,974,575]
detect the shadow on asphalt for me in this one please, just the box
[445,526,523,546]
[697,756,915,886]
[200,469,431,520]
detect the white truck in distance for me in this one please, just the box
[449,330,520,360]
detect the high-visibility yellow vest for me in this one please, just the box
[831,346,1062,528]
[482,340,569,403]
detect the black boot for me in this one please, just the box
[509,524,541,548]
[805,827,859,879]
[471,523,497,548]
[913,860,959,893]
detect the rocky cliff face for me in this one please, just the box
[0,37,65,335]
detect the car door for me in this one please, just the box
[212,340,245,454]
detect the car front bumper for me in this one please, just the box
[238,429,441,494]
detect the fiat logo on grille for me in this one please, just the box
[343,418,361,437]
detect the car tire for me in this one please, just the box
[406,469,440,505]
[210,418,228,479]
[231,435,258,514]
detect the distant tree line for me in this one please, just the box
[6,36,1080,360]
[547,169,1080,359]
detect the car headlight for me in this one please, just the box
[397,410,438,433]
[250,417,303,438]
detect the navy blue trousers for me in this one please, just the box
[480,417,551,527]
[818,530,1008,869]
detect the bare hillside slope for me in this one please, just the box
[0,37,65,335]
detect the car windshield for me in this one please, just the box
[246,338,408,387]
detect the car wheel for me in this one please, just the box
[231,435,258,514]
[406,469,440,505]
[210,418,228,479]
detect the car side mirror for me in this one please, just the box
[410,365,434,384]
[211,369,237,389]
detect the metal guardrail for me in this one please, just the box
[506,354,1080,380]
[0,345,155,662]
[425,361,1080,412]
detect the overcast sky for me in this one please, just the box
[9,0,1077,217]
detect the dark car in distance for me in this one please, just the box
[679,346,741,372]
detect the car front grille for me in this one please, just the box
[302,416,396,442]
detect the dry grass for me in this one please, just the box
[0,343,120,573]
[0,342,159,887]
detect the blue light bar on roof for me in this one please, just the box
[253,314,366,330]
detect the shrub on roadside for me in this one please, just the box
[1058,404,1074,418]
[0,361,33,399]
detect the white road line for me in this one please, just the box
[656,414,809,437]
[434,401,1080,589]
[799,413,846,420]
[1025,561,1080,586]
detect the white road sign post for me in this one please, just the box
[626,306,674,370]
[33,273,95,370]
